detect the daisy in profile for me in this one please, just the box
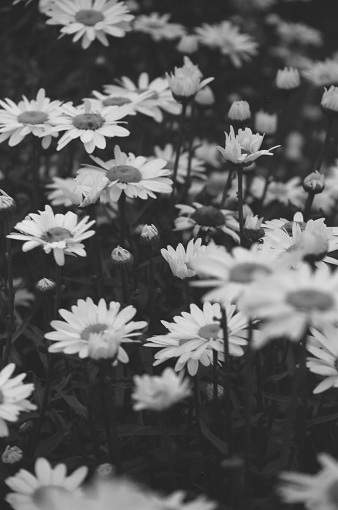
[6,457,88,510]
[161,238,207,279]
[81,145,172,201]
[0,363,36,437]
[133,12,186,41]
[45,297,147,362]
[174,202,239,242]
[239,264,338,348]
[306,325,338,394]
[45,0,134,49]
[144,302,248,376]
[195,21,258,67]
[47,99,131,154]
[8,205,95,266]
[0,88,63,149]
[132,368,191,412]
[153,144,207,184]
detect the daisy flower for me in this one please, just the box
[132,367,192,412]
[264,177,306,208]
[91,88,155,117]
[45,0,134,49]
[45,297,147,363]
[302,58,338,87]
[195,21,258,68]
[161,238,207,279]
[6,457,88,510]
[8,205,95,266]
[47,99,131,154]
[306,325,338,394]
[278,453,338,510]
[0,363,36,437]
[81,145,172,201]
[238,264,338,348]
[144,302,248,376]
[174,202,239,242]
[0,88,63,149]
[153,144,206,185]
[46,176,79,207]
[59,171,109,208]
[133,12,186,42]
[275,19,323,47]
[166,57,214,102]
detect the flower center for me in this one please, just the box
[75,9,104,26]
[190,206,225,227]
[103,97,132,106]
[282,220,307,235]
[198,323,221,340]
[81,323,107,341]
[42,227,71,243]
[72,113,105,130]
[286,289,334,312]
[327,480,338,506]
[33,486,69,509]
[18,110,48,125]
[229,262,272,283]
[106,165,142,183]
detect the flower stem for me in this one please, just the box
[53,264,62,319]
[315,117,335,173]
[182,103,196,201]
[237,164,245,246]
[303,191,315,221]
[220,164,234,209]
[222,307,233,455]
[170,102,188,211]
[88,205,104,300]
[212,349,221,436]
[244,320,253,501]
[99,365,121,472]
[148,246,155,332]
[118,192,126,247]
[83,362,101,462]
[31,136,41,211]
[1,212,15,367]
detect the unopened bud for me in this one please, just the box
[228,101,251,122]
[1,445,23,464]
[140,224,159,246]
[254,111,277,135]
[35,278,56,294]
[111,246,134,267]
[276,67,301,90]
[0,190,15,215]
[302,171,325,194]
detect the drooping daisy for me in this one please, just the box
[174,202,239,242]
[0,363,36,437]
[278,453,338,510]
[161,238,207,279]
[47,100,132,154]
[144,302,248,376]
[45,297,147,363]
[133,12,186,41]
[195,21,258,67]
[45,0,134,49]
[0,89,63,149]
[238,264,338,348]
[6,457,88,510]
[81,145,172,201]
[306,325,338,394]
[8,205,95,266]
[153,144,206,185]
[132,367,192,412]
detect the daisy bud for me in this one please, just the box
[228,101,251,122]
[139,224,159,246]
[303,171,325,194]
[111,246,134,267]
[177,34,199,54]
[254,111,277,135]
[35,278,56,294]
[0,190,15,216]
[166,57,213,104]
[276,67,301,90]
[243,215,265,243]
[321,86,338,117]
[1,445,23,464]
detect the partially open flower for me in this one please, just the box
[139,224,159,245]
[35,277,56,294]
[166,57,214,103]
[321,86,338,117]
[111,246,134,267]
[228,100,251,122]
[0,190,15,215]
[276,67,301,90]
[1,445,23,464]
[303,171,325,194]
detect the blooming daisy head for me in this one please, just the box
[161,238,207,279]
[6,457,88,510]
[48,99,132,154]
[0,88,63,149]
[166,57,214,103]
[174,202,239,242]
[133,12,186,41]
[45,297,147,363]
[132,367,192,412]
[45,0,134,49]
[81,145,173,201]
[144,301,248,376]
[264,177,306,208]
[307,325,338,394]
[0,363,36,437]
[8,205,95,266]
[59,171,109,208]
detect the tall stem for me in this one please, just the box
[148,246,155,332]
[212,349,221,436]
[220,165,234,209]
[170,102,188,211]
[237,165,245,246]
[88,205,104,300]
[99,365,121,471]
[244,320,253,503]
[118,193,126,247]
[303,191,315,221]
[316,117,335,173]
[222,307,233,454]
[83,362,101,462]
[2,213,15,367]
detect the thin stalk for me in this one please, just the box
[237,165,245,246]
[88,205,104,300]
[31,137,41,211]
[303,191,315,221]
[53,264,62,319]
[170,102,188,209]
[83,362,101,462]
[244,320,253,503]
[99,366,121,471]
[120,265,130,305]
[2,213,15,367]
[220,165,234,209]
[182,103,196,200]
[222,308,233,454]
[118,193,126,247]
[159,412,176,490]
[148,246,155,332]
[315,117,335,173]
[212,349,221,436]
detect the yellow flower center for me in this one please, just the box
[81,323,107,341]
[198,323,221,340]
[75,9,104,26]
[18,110,48,125]
[72,113,105,130]
[42,227,71,243]
[190,206,225,227]
[286,289,334,312]
[103,97,132,106]
[229,262,271,284]
[106,165,142,183]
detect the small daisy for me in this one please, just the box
[195,21,258,67]
[47,99,131,154]
[133,12,186,41]
[81,145,173,201]
[161,238,207,279]
[144,302,248,376]
[8,205,95,266]
[0,89,63,149]
[275,19,323,47]
[264,177,306,208]
[174,202,239,242]
[307,325,338,394]
[153,144,206,185]
[45,297,147,362]
[132,367,192,412]
[166,57,214,102]
[45,0,134,49]
[0,363,36,437]
[238,264,338,348]
[6,457,88,510]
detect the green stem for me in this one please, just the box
[212,349,221,436]
[2,213,15,367]
[148,246,155,332]
[222,308,233,455]
[118,193,126,247]
[99,366,121,471]
[237,165,245,246]
[88,205,104,300]
[303,191,315,221]
[316,117,335,173]
[220,164,234,209]
[83,362,101,462]
[53,264,62,319]
[170,102,188,211]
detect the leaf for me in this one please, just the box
[307,412,338,427]
[116,424,193,437]
[264,370,290,383]
[35,431,64,457]
[199,414,228,455]
[58,392,87,420]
